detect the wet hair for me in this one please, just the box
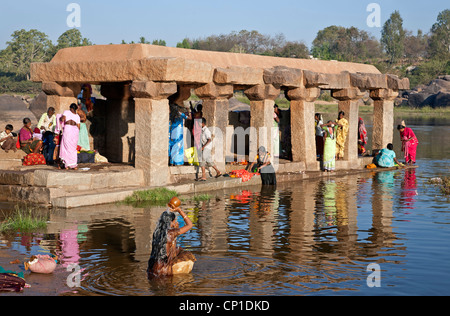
[147,210,176,273]
[387,143,394,150]
[23,118,31,125]
[70,103,78,112]
[5,124,13,131]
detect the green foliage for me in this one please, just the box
[427,9,450,60]
[0,74,41,95]
[176,38,192,49]
[55,29,92,53]
[124,188,178,205]
[152,39,166,46]
[2,29,53,80]
[406,58,450,87]
[381,11,406,64]
[311,25,383,62]
[178,30,309,59]
[0,206,47,233]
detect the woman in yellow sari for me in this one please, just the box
[335,111,349,160]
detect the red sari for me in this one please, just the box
[400,127,418,164]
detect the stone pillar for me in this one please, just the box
[244,84,280,162]
[194,83,233,169]
[370,88,399,151]
[331,88,364,162]
[100,83,135,163]
[42,82,81,114]
[286,87,320,169]
[131,81,178,186]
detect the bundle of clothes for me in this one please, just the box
[229,169,259,182]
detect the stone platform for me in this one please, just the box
[0,156,382,209]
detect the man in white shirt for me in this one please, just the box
[37,107,57,165]
[198,117,222,181]
[37,107,57,133]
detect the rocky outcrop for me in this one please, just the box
[398,75,450,108]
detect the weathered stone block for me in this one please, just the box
[195,83,234,99]
[387,74,410,90]
[331,88,365,101]
[263,66,303,88]
[244,84,280,101]
[131,81,177,99]
[214,66,263,86]
[286,87,320,102]
[42,82,81,97]
[317,72,351,90]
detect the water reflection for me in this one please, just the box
[1,164,450,295]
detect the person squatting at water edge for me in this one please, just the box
[374,143,404,168]
[147,197,196,278]
[247,146,277,185]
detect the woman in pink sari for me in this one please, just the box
[59,104,80,170]
[397,124,419,164]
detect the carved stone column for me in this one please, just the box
[286,87,320,169]
[370,88,399,151]
[42,82,81,114]
[131,81,177,186]
[195,83,233,169]
[331,88,365,162]
[244,84,280,162]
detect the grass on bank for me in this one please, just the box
[0,206,48,233]
[123,187,212,206]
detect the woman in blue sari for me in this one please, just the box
[169,104,188,166]
[375,143,403,167]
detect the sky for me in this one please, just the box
[0,0,448,50]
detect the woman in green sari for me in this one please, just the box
[322,121,338,172]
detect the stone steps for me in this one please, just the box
[0,164,146,206]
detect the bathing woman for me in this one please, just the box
[147,206,196,277]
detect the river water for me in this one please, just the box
[1,115,449,296]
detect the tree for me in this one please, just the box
[4,29,54,80]
[152,39,166,46]
[276,41,309,59]
[381,11,406,64]
[176,38,192,49]
[139,37,150,44]
[404,29,428,62]
[427,9,450,60]
[54,29,92,54]
[312,25,383,62]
